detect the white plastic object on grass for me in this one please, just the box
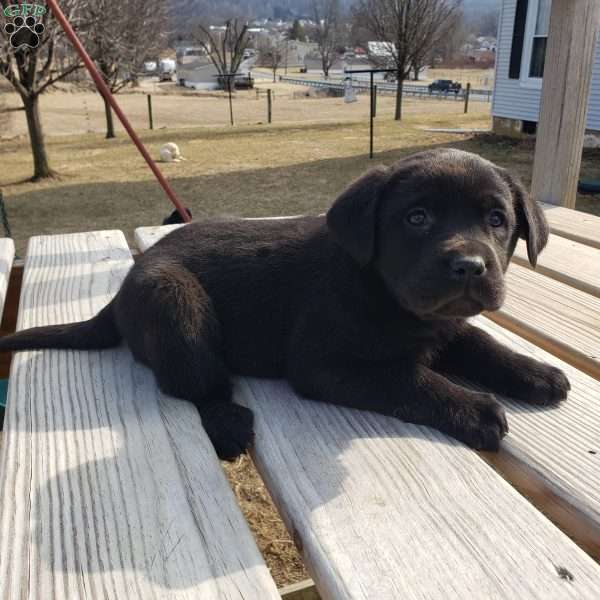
[159,142,186,162]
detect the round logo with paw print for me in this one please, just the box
[4,15,44,49]
[3,4,47,49]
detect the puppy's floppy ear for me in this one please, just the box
[497,168,549,267]
[326,166,389,267]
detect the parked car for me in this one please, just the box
[428,79,462,94]
[158,59,176,82]
[215,73,255,90]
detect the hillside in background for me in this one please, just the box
[170,0,500,23]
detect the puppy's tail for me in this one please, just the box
[0,302,121,352]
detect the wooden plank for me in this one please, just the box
[237,375,600,599]
[133,216,304,251]
[540,203,600,250]
[513,236,600,298]
[488,263,600,379]
[473,317,600,560]
[530,0,600,208]
[280,579,320,600]
[135,223,183,250]
[136,224,600,598]
[0,231,279,599]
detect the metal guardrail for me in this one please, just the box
[280,76,492,102]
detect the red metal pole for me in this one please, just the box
[44,0,191,223]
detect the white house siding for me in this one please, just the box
[493,0,600,130]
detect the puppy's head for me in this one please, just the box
[327,148,548,319]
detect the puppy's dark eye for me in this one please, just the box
[405,208,429,227]
[488,210,506,228]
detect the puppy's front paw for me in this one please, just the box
[449,393,509,451]
[510,361,570,406]
[200,403,255,461]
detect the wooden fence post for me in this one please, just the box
[373,84,377,118]
[267,88,272,124]
[531,0,600,208]
[464,83,471,114]
[147,95,154,130]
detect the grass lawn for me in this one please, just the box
[2,107,599,257]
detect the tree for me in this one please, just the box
[196,19,249,90]
[0,1,84,180]
[259,37,286,83]
[433,9,468,65]
[357,0,461,120]
[288,19,306,42]
[310,0,341,79]
[410,9,462,80]
[85,0,167,139]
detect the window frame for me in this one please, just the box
[519,0,550,89]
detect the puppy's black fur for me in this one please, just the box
[0,149,570,458]
[163,207,192,225]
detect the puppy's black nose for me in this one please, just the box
[450,256,486,279]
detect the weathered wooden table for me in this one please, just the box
[0,207,599,599]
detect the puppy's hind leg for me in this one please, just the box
[117,263,254,460]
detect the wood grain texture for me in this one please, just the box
[135,224,183,250]
[530,0,600,208]
[237,375,600,599]
[0,231,279,600]
[512,236,600,298]
[472,317,600,556]
[489,263,600,379]
[540,203,600,249]
[136,226,600,599]
[0,238,15,318]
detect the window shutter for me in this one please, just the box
[509,0,529,79]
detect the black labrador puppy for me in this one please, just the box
[0,149,570,458]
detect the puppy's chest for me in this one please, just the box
[348,319,452,365]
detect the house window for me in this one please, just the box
[528,0,550,77]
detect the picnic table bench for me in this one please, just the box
[0,206,599,599]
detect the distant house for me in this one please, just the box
[285,41,318,67]
[367,41,394,60]
[493,0,600,135]
[175,45,255,90]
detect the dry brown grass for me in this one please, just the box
[2,111,599,257]
[222,456,308,586]
[0,109,493,255]
[1,80,491,138]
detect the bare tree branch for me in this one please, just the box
[310,0,341,79]
[258,37,286,82]
[196,19,249,85]
[356,0,462,119]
